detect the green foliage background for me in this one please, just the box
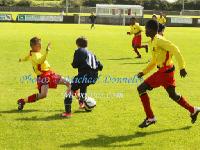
[0,0,199,10]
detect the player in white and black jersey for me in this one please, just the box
[62,36,103,117]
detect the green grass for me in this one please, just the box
[0,23,200,150]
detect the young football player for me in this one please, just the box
[152,14,165,36]
[127,17,148,58]
[17,37,73,110]
[137,20,200,128]
[89,12,97,29]
[157,12,166,25]
[62,36,103,118]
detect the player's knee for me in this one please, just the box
[66,82,71,88]
[137,83,148,95]
[168,91,181,102]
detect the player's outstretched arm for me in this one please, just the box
[19,54,30,62]
[137,59,156,79]
[46,42,51,52]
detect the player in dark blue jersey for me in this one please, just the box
[62,36,103,117]
[89,12,96,29]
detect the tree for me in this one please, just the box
[15,0,32,7]
[83,0,114,7]
[0,0,15,6]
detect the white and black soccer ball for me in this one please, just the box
[84,97,96,112]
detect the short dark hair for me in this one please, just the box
[146,20,159,32]
[30,37,41,47]
[152,14,157,18]
[76,36,88,48]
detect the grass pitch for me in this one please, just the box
[0,23,200,150]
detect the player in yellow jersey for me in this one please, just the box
[136,20,200,128]
[17,37,75,110]
[127,17,148,58]
[157,12,166,25]
[152,14,165,36]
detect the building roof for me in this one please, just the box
[96,4,144,9]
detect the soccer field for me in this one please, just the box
[0,23,200,150]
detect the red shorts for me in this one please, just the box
[37,70,61,92]
[132,34,141,47]
[144,66,176,89]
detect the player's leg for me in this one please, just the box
[62,89,81,117]
[17,85,49,110]
[137,71,165,128]
[80,86,87,100]
[57,76,70,87]
[62,77,80,117]
[139,45,148,53]
[79,72,98,111]
[57,76,71,94]
[58,76,80,100]
[132,37,141,58]
[134,46,141,58]
[166,86,200,124]
[37,85,49,99]
[91,23,94,29]
[136,35,148,53]
[79,86,88,109]
[137,82,156,128]
[62,89,73,118]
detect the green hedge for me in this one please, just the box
[0,0,199,10]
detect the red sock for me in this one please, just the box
[178,97,194,113]
[27,94,37,103]
[140,93,154,119]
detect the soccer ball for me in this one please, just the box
[84,97,96,112]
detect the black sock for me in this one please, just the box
[64,94,72,113]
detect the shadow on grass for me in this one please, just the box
[107,57,134,61]
[74,110,91,114]
[15,110,91,121]
[60,126,192,148]
[15,113,66,121]
[0,109,38,114]
[121,62,149,65]
[0,109,63,114]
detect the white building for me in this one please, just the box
[96,4,144,17]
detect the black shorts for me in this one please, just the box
[158,23,165,32]
[71,72,98,92]
[91,21,95,24]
